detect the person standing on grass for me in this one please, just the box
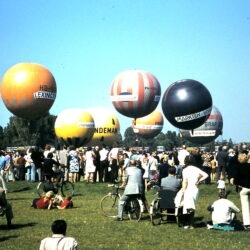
[0,151,8,193]
[216,146,228,181]
[230,153,250,230]
[0,188,13,229]
[182,154,208,229]
[31,146,44,182]
[108,143,119,183]
[39,220,78,250]
[99,145,109,182]
[68,146,80,183]
[84,147,96,183]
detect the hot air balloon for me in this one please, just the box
[110,70,161,118]
[132,110,164,138]
[161,79,212,130]
[180,106,223,144]
[86,107,120,147]
[55,109,95,147]
[0,63,57,120]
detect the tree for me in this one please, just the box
[0,126,4,149]
[1,113,57,148]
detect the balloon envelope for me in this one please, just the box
[86,107,120,147]
[161,79,212,130]
[110,70,161,118]
[55,109,95,147]
[1,63,57,120]
[132,110,164,138]
[180,106,223,144]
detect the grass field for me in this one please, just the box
[0,181,249,250]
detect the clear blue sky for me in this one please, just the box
[0,0,250,143]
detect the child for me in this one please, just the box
[54,194,73,209]
[217,177,225,193]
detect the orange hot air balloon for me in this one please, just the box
[0,63,57,120]
[132,110,164,138]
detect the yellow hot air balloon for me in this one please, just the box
[55,109,95,147]
[86,107,120,147]
[1,63,57,119]
[132,110,164,138]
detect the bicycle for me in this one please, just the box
[36,179,74,197]
[100,185,143,221]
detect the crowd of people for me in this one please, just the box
[0,143,250,248]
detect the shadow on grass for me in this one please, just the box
[11,187,32,193]
[72,193,84,197]
[0,222,37,231]
[194,216,207,228]
[8,198,31,201]
[0,235,18,242]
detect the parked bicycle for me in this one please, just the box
[36,179,74,197]
[100,185,143,221]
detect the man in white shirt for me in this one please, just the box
[99,145,109,182]
[39,220,78,250]
[108,144,119,183]
[178,145,190,167]
[208,191,240,226]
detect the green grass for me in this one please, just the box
[0,181,249,250]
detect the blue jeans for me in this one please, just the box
[30,163,36,181]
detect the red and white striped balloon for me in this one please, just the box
[110,70,161,118]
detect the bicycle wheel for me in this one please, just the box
[150,199,162,226]
[37,182,46,197]
[127,199,142,221]
[100,194,119,218]
[61,181,74,196]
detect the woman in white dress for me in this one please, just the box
[85,147,96,183]
[182,154,208,229]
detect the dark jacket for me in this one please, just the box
[216,151,228,167]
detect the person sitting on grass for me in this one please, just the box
[53,194,73,209]
[32,191,55,210]
[207,190,241,230]
[39,219,78,250]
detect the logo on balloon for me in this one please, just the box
[175,107,212,123]
[34,91,56,100]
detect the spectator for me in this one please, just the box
[25,148,34,181]
[93,146,101,183]
[16,152,26,181]
[85,147,96,183]
[108,143,119,183]
[99,145,109,182]
[216,146,228,181]
[0,188,13,229]
[68,146,80,183]
[207,191,240,228]
[182,155,208,229]
[158,157,170,186]
[31,146,44,182]
[39,220,78,250]
[0,151,8,193]
[161,166,182,192]
[116,159,144,221]
[231,153,250,230]
[58,146,69,181]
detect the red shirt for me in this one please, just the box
[60,200,73,209]
[36,196,50,209]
